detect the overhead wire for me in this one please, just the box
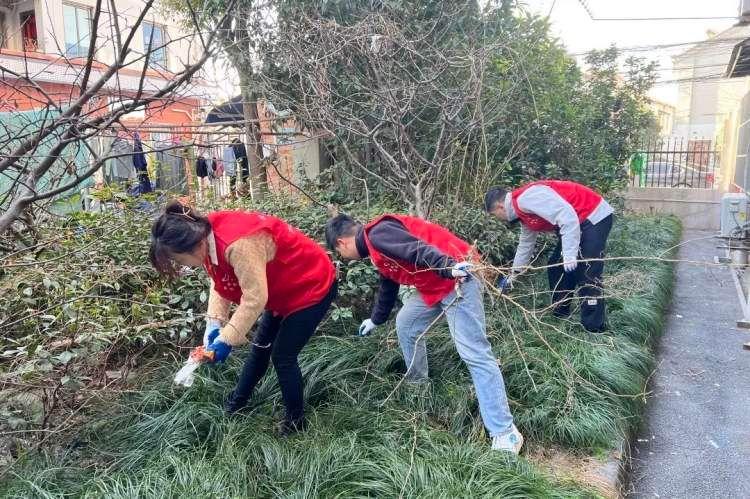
[570,36,750,57]
[558,6,745,85]
[589,16,738,22]
[574,0,738,22]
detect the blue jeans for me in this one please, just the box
[394,278,515,437]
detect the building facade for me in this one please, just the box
[0,0,216,198]
[647,98,675,137]
[0,0,208,130]
[672,22,750,143]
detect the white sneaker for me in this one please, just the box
[491,425,524,454]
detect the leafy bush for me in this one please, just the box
[1,200,680,496]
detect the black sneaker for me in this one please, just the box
[584,324,608,334]
[277,417,307,437]
[552,307,571,319]
[224,393,249,415]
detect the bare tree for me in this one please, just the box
[257,4,524,217]
[0,0,235,237]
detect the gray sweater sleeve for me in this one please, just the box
[512,225,539,270]
[516,185,581,264]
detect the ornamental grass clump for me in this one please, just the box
[0,211,680,497]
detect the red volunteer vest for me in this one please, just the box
[204,211,335,317]
[510,180,602,232]
[364,214,478,307]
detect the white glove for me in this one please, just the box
[563,259,577,273]
[357,318,377,337]
[203,318,222,346]
[498,274,514,293]
[451,261,475,278]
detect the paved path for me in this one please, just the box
[627,230,750,498]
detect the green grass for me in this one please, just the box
[0,214,680,498]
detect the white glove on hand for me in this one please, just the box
[451,261,475,278]
[498,274,514,293]
[203,318,222,346]
[563,259,577,273]
[357,318,377,337]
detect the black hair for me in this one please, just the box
[484,186,508,212]
[325,214,360,250]
[149,201,211,278]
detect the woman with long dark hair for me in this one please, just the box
[150,201,337,434]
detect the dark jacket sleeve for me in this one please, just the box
[368,219,455,279]
[370,276,400,325]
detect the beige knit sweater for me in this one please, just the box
[206,232,276,346]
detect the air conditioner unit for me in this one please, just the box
[721,193,749,238]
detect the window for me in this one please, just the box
[108,98,146,120]
[142,23,166,68]
[63,4,91,58]
[20,10,38,51]
[0,11,8,48]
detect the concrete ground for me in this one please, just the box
[627,230,750,498]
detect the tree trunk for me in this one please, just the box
[240,76,266,201]
[412,181,427,219]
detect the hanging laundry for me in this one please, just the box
[154,140,184,191]
[222,144,237,177]
[108,138,135,182]
[196,155,209,179]
[211,157,223,178]
[133,132,153,194]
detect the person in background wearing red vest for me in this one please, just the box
[325,214,524,454]
[484,180,614,333]
[150,202,337,435]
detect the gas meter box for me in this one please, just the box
[721,193,749,238]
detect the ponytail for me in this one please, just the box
[149,201,211,278]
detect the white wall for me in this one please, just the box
[673,24,750,140]
[626,187,723,230]
[293,137,321,181]
[37,0,200,73]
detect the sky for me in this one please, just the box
[521,0,740,103]
[205,0,742,105]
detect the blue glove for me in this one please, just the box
[203,319,221,346]
[206,337,232,363]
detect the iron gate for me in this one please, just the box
[630,137,719,189]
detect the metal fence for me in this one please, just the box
[630,137,719,189]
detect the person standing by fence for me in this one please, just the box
[222,143,237,197]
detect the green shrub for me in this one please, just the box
[1,202,679,496]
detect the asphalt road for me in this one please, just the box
[627,230,750,498]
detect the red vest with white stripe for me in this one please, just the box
[204,211,335,317]
[363,214,478,307]
[510,180,602,232]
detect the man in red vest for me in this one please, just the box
[325,214,523,454]
[484,180,614,333]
